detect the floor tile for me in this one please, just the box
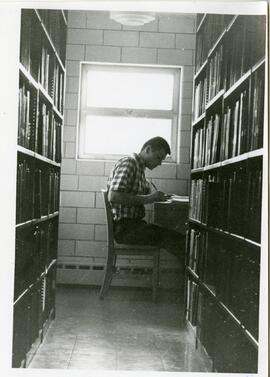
[28,286,210,373]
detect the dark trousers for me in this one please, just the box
[114,218,186,262]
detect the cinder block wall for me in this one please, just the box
[57,10,195,288]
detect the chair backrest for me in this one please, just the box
[101,189,115,249]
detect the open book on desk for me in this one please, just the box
[165,195,189,203]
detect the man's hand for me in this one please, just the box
[148,190,168,203]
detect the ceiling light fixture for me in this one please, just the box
[110,11,155,26]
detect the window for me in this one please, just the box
[78,62,181,161]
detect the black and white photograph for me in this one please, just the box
[0,0,268,376]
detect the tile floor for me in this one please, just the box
[29,285,211,372]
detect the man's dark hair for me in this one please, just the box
[141,136,171,155]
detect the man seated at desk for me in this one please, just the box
[107,136,185,260]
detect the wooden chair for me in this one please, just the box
[99,189,160,301]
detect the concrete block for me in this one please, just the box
[61,159,77,174]
[77,208,106,224]
[158,49,193,66]
[176,163,191,180]
[176,34,196,50]
[64,142,76,159]
[64,93,78,110]
[67,11,87,28]
[181,81,193,99]
[95,192,105,208]
[59,207,77,223]
[104,30,139,46]
[86,11,121,30]
[66,60,80,77]
[57,240,75,256]
[122,47,157,64]
[78,176,108,192]
[65,109,78,126]
[158,14,195,33]
[60,191,95,208]
[179,131,191,148]
[145,163,177,179]
[95,225,107,241]
[76,160,105,176]
[123,18,158,32]
[182,66,195,82]
[154,178,188,196]
[140,32,175,49]
[181,98,193,115]
[60,174,78,190]
[67,28,103,45]
[66,77,79,94]
[63,126,76,142]
[104,161,116,176]
[180,114,192,131]
[85,45,121,63]
[75,240,107,257]
[59,223,95,240]
[66,44,85,61]
[179,147,190,164]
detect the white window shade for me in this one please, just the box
[78,63,181,160]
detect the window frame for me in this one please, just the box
[77,62,182,162]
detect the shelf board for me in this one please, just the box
[61,10,68,25]
[196,14,207,33]
[188,220,261,248]
[199,149,263,172]
[226,15,239,33]
[204,162,222,171]
[208,29,226,59]
[252,57,265,73]
[34,10,66,72]
[19,63,39,89]
[224,69,251,99]
[46,259,57,273]
[191,167,204,174]
[39,83,53,105]
[192,112,205,127]
[16,212,59,229]
[206,89,225,111]
[187,276,259,349]
[17,146,61,167]
[194,59,207,80]
[53,106,64,120]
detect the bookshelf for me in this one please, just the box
[186,14,266,373]
[13,9,67,368]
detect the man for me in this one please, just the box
[107,136,186,260]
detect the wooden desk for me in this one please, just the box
[154,198,189,234]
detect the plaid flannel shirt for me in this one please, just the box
[107,153,151,222]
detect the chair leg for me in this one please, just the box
[152,250,160,302]
[99,252,115,299]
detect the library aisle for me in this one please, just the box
[28,286,211,372]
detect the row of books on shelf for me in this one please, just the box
[37,9,67,64]
[226,16,265,89]
[189,162,262,242]
[14,220,58,299]
[16,158,60,224]
[39,46,65,112]
[38,103,62,160]
[193,77,207,119]
[18,87,62,161]
[20,10,65,113]
[13,266,56,367]
[195,14,233,72]
[187,286,258,373]
[208,44,223,101]
[192,73,264,167]
[186,231,260,340]
[195,15,265,83]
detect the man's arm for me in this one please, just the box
[109,190,167,205]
